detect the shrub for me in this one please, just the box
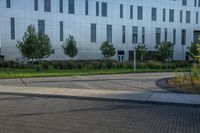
[137,62,148,69]
[41,62,49,69]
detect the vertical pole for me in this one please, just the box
[134,45,136,71]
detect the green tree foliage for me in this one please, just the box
[155,41,174,62]
[188,42,200,63]
[100,41,116,59]
[62,35,78,59]
[136,43,147,61]
[16,25,52,60]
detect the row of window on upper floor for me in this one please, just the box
[5,0,200,24]
[10,17,187,46]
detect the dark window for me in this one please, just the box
[182,0,187,6]
[102,2,107,17]
[10,17,15,40]
[34,0,38,11]
[107,25,112,43]
[181,29,186,45]
[85,0,88,15]
[156,28,161,44]
[44,0,51,12]
[164,28,167,42]
[137,6,143,20]
[173,29,176,45]
[60,21,63,41]
[186,11,191,23]
[199,0,200,7]
[142,27,145,44]
[151,8,157,21]
[6,0,11,8]
[122,25,125,43]
[91,24,96,43]
[196,12,199,24]
[132,26,138,44]
[163,9,166,22]
[96,2,99,16]
[169,9,174,22]
[38,20,45,34]
[130,5,133,19]
[60,0,63,13]
[120,4,123,18]
[180,10,183,23]
[195,0,197,6]
[68,0,75,14]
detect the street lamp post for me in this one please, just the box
[134,44,137,71]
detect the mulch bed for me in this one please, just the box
[156,77,200,94]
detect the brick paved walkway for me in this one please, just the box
[0,94,200,133]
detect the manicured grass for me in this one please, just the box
[0,68,189,79]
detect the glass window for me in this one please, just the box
[120,4,123,18]
[196,12,199,24]
[173,29,176,45]
[130,5,133,19]
[102,2,107,17]
[164,28,167,42]
[122,25,125,43]
[68,0,75,14]
[169,9,174,22]
[60,21,63,41]
[163,9,166,22]
[60,0,63,13]
[137,6,143,20]
[181,29,186,45]
[38,20,45,34]
[44,0,51,12]
[85,0,88,15]
[132,26,138,44]
[34,0,38,11]
[10,17,15,40]
[142,27,145,44]
[182,0,187,6]
[6,0,11,8]
[186,11,191,23]
[107,25,112,43]
[151,8,157,21]
[91,24,96,43]
[180,10,183,23]
[156,28,161,44]
[194,0,197,6]
[199,0,200,7]
[96,2,99,16]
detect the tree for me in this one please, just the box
[17,25,52,61]
[136,43,147,61]
[62,35,78,59]
[188,42,200,62]
[100,41,116,59]
[155,41,174,62]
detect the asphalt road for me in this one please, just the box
[0,93,200,133]
[0,72,174,92]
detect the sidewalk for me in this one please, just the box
[0,85,200,105]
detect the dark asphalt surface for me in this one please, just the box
[0,93,200,133]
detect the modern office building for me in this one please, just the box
[0,0,199,61]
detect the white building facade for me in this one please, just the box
[0,0,200,61]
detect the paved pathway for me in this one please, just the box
[0,94,200,133]
[0,72,173,92]
[0,73,200,132]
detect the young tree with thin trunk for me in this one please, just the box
[61,35,78,59]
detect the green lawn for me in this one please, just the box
[0,68,188,79]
